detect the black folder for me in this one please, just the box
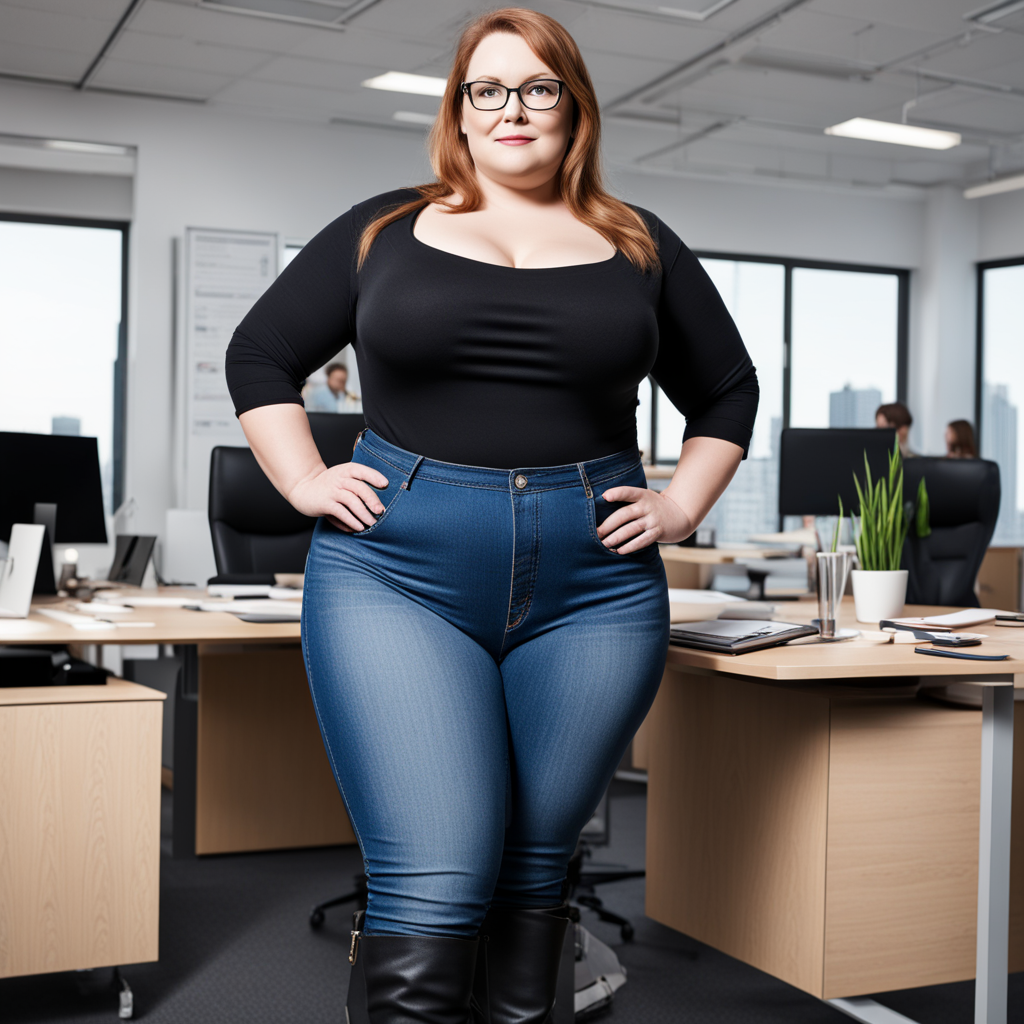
[669,619,818,654]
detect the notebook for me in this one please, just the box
[669,619,818,654]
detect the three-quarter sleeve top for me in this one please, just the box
[225,188,759,469]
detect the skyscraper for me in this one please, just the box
[829,385,882,429]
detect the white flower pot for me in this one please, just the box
[851,569,908,623]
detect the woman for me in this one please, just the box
[946,419,977,459]
[226,9,757,1022]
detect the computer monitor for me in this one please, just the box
[779,427,899,517]
[0,432,108,544]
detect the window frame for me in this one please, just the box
[975,254,1024,452]
[0,211,130,509]
[648,251,910,463]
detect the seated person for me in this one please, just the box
[875,401,916,457]
[945,419,977,458]
[304,362,362,413]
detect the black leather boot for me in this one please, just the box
[471,905,572,1024]
[346,911,480,1024]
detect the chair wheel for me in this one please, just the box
[620,923,634,943]
[309,908,325,929]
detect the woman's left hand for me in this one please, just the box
[597,486,695,554]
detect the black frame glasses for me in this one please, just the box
[461,79,565,111]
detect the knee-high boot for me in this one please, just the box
[346,911,480,1024]
[471,905,571,1024]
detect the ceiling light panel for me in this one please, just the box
[964,171,1024,198]
[362,71,447,96]
[825,118,961,150]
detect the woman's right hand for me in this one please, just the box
[287,462,391,533]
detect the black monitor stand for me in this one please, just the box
[33,502,57,595]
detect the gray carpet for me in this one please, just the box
[1,782,1019,1023]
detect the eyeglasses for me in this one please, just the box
[461,79,565,111]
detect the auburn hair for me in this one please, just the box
[356,7,659,272]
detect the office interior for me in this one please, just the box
[1,0,1024,1022]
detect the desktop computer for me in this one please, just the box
[0,432,108,593]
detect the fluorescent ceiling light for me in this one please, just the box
[362,71,447,97]
[964,172,1024,199]
[392,111,435,126]
[824,118,960,150]
[44,139,133,156]
[964,0,1024,24]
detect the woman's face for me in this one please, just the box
[460,32,574,193]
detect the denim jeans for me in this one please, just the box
[301,429,669,938]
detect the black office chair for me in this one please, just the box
[207,412,364,579]
[902,458,1000,607]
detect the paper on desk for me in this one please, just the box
[891,609,998,629]
[198,599,301,620]
[207,584,273,598]
[112,595,204,608]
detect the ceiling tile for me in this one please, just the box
[89,56,232,98]
[112,29,276,76]
[805,0,973,38]
[129,0,317,51]
[0,0,126,17]
[283,25,445,67]
[570,8,723,63]
[249,53,381,89]
[0,40,82,81]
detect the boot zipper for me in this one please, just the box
[349,927,361,965]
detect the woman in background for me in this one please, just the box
[946,419,977,459]
[226,8,757,1022]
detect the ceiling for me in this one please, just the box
[2,0,1023,192]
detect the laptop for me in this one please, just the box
[0,523,46,618]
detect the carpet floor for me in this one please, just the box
[1,781,1019,1023]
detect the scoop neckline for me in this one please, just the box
[406,205,622,274]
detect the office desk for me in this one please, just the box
[659,544,792,590]
[1,597,353,859]
[643,597,1022,1024]
[0,680,164,982]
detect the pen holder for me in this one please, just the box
[816,551,851,639]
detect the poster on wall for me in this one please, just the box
[178,227,278,509]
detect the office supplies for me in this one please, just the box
[669,619,817,653]
[901,458,1000,607]
[778,428,897,517]
[207,583,273,598]
[37,608,117,630]
[995,613,1024,625]
[913,646,1009,661]
[0,524,45,618]
[198,599,302,621]
[0,432,107,544]
[108,535,157,587]
[816,550,851,638]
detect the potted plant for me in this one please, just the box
[849,442,929,623]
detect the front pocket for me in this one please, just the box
[586,465,660,560]
[353,483,405,537]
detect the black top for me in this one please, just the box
[226,189,758,469]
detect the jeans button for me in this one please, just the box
[514,474,528,490]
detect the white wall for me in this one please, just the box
[978,189,1024,263]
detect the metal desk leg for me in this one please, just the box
[172,644,198,859]
[975,684,1014,1024]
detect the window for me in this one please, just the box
[977,258,1024,545]
[648,256,908,542]
[0,214,128,513]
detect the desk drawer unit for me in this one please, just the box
[0,681,164,979]
[644,666,1023,1000]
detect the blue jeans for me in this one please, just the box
[301,430,669,938]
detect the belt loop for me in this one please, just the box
[352,428,367,454]
[576,463,593,499]
[401,455,425,490]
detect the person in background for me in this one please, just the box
[305,362,362,413]
[945,419,977,458]
[875,401,917,457]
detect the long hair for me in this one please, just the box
[356,7,659,272]
[947,419,977,458]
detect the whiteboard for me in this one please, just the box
[177,227,278,509]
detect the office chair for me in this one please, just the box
[208,412,364,578]
[902,458,1000,608]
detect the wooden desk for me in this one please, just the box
[0,680,164,983]
[642,597,1021,1024]
[1,596,354,859]
[659,544,792,590]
